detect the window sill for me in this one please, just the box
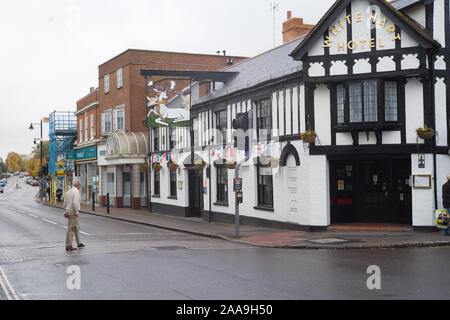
[167,196,178,200]
[152,195,160,198]
[253,205,274,212]
[213,201,229,207]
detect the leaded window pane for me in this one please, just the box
[257,99,271,141]
[337,84,345,124]
[257,165,273,208]
[363,80,378,122]
[216,166,228,203]
[170,170,177,197]
[349,82,362,123]
[385,81,398,122]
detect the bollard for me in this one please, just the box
[92,192,95,212]
[106,193,110,214]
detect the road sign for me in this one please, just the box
[236,191,243,204]
[233,178,242,192]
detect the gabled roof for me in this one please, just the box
[290,0,440,61]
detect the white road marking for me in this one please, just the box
[80,231,92,236]
[28,214,38,218]
[41,218,57,225]
[16,210,26,214]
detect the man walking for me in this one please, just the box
[64,178,86,251]
[443,175,450,236]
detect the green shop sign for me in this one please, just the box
[75,146,97,162]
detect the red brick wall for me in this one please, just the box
[97,49,248,135]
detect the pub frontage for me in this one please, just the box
[143,0,450,231]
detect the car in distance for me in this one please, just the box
[0,186,3,193]
[31,180,40,187]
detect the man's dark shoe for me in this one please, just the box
[78,243,86,248]
[66,246,77,251]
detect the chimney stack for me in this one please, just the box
[282,11,314,44]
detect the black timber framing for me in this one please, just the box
[425,0,434,36]
[290,0,440,61]
[310,143,436,155]
[346,4,353,75]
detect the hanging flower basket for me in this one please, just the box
[270,158,280,169]
[224,161,237,170]
[301,131,317,143]
[416,127,435,140]
[152,163,162,171]
[168,162,179,171]
[259,157,279,168]
[194,160,207,169]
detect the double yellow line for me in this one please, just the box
[0,266,19,300]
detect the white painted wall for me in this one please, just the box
[411,153,435,227]
[336,132,353,145]
[382,131,401,144]
[329,10,348,55]
[314,85,332,146]
[434,0,446,47]
[403,4,426,29]
[405,78,424,144]
[435,77,448,147]
[358,132,377,145]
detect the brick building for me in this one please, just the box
[74,87,100,203]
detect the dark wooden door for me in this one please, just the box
[188,169,203,217]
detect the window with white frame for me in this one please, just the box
[90,114,94,140]
[79,119,83,143]
[117,68,123,89]
[104,74,110,93]
[113,107,125,131]
[101,111,112,135]
[85,116,88,142]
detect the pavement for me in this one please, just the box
[38,200,450,249]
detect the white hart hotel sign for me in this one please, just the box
[322,5,401,52]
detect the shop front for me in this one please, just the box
[75,145,99,205]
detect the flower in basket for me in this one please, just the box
[168,161,179,171]
[224,160,237,169]
[416,126,435,140]
[152,163,162,171]
[301,130,317,143]
[194,160,207,169]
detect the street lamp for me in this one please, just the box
[29,120,44,200]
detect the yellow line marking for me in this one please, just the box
[0,274,11,300]
[0,267,19,300]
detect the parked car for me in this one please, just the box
[31,180,40,187]
[26,178,34,185]
[0,186,3,193]
[0,181,5,188]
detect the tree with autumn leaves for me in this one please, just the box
[6,152,21,172]
[4,141,50,178]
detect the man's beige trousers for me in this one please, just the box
[65,216,81,248]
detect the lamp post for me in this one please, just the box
[29,119,44,200]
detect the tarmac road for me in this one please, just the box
[0,176,450,300]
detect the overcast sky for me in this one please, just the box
[0,0,335,161]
